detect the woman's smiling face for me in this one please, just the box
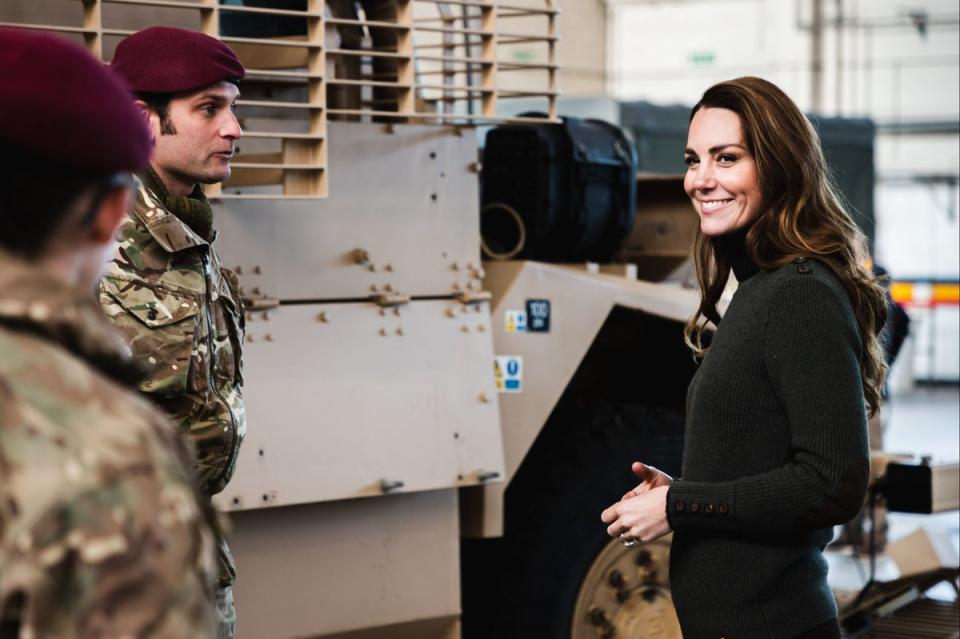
[683,107,763,237]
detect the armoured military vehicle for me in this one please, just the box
[0,2,701,637]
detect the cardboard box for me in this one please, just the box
[887,528,960,578]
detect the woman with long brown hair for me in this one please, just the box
[602,76,888,638]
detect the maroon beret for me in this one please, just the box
[0,28,151,174]
[111,27,245,94]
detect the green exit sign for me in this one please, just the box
[512,49,535,62]
[689,51,716,65]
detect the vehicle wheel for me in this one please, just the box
[478,398,685,638]
[571,535,681,639]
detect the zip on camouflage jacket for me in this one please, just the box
[0,250,218,638]
[99,178,247,499]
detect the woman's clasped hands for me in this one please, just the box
[600,462,674,546]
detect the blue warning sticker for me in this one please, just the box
[494,355,523,393]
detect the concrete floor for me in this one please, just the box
[826,385,960,603]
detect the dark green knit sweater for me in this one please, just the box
[666,251,869,639]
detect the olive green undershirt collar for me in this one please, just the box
[139,166,214,242]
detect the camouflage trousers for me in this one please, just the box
[216,584,236,639]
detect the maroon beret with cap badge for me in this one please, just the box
[0,28,151,173]
[111,26,245,94]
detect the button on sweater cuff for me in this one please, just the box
[666,481,738,534]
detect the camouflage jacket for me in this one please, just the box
[99,179,247,499]
[0,251,217,638]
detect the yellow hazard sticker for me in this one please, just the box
[505,309,527,333]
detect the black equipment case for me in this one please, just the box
[481,116,638,262]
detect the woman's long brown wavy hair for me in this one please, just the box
[683,76,888,416]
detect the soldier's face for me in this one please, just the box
[148,82,242,195]
[83,189,132,287]
[63,183,133,290]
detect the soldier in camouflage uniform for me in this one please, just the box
[0,28,217,637]
[99,180,247,497]
[101,26,247,637]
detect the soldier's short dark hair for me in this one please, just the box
[0,142,108,259]
[137,92,177,135]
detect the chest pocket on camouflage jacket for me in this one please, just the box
[101,264,247,497]
[100,279,204,396]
